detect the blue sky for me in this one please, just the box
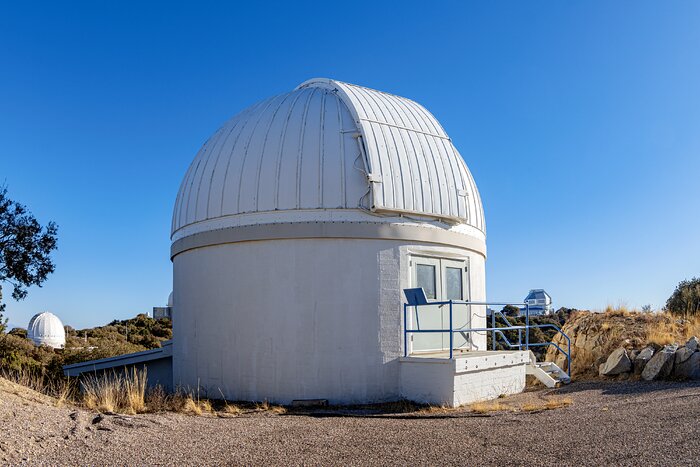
[1,1,699,329]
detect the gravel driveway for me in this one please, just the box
[3,380,699,466]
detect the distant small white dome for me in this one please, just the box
[27,312,66,349]
[167,292,174,308]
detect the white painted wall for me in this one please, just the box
[173,236,486,404]
[400,351,528,407]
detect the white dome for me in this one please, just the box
[27,312,65,349]
[172,78,484,241]
[167,291,174,308]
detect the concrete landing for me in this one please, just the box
[399,350,529,407]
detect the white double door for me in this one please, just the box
[409,256,471,353]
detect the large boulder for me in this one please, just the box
[634,346,655,375]
[675,347,694,365]
[641,346,676,381]
[686,336,699,352]
[674,352,700,380]
[599,348,632,376]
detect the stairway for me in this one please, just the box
[525,352,571,388]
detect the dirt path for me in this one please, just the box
[2,379,699,466]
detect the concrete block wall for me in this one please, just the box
[400,351,528,407]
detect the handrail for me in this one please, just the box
[403,300,571,376]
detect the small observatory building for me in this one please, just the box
[28,312,66,349]
[171,78,490,404]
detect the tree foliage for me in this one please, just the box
[666,277,700,317]
[0,187,58,331]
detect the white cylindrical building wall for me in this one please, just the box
[173,237,485,403]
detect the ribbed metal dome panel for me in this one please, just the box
[172,86,366,234]
[299,79,484,230]
[172,79,485,236]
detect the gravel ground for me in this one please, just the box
[2,378,699,466]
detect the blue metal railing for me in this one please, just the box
[403,300,571,376]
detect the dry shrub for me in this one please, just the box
[122,367,147,413]
[144,385,170,412]
[178,395,202,415]
[81,367,147,414]
[82,375,119,413]
[223,403,243,415]
[254,400,286,414]
[198,399,213,413]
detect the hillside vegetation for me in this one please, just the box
[546,307,700,377]
[0,314,171,381]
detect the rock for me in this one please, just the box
[599,348,632,376]
[675,347,694,365]
[629,350,639,361]
[686,336,699,352]
[634,346,655,374]
[92,414,104,425]
[674,352,700,380]
[642,347,675,380]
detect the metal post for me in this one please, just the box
[491,306,496,350]
[525,303,530,350]
[449,300,454,359]
[403,303,408,357]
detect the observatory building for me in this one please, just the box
[63,78,570,405]
[171,78,497,405]
[28,312,66,349]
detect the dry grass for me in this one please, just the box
[179,395,202,415]
[547,308,700,377]
[468,400,515,414]
[646,314,700,346]
[521,397,573,412]
[468,396,573,414]
[254,400,286,414]
[81,368,147,414]
[223,402,243,415]
[0,368,78,405]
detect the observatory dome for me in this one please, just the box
[27,312,66,349]
[171,78,488,404]
[172,78,484,245]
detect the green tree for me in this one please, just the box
[0,187,58,331]
[666,277,700,317]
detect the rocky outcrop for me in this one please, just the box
[593,337,700,381]
[642,346,676,381]
[599,348,632,376]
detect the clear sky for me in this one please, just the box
[1,1,699,329]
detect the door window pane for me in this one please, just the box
[416,264,436,299]
[445,267,463,300]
